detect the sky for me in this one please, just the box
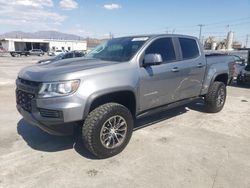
[0,0,250,45]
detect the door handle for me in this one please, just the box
[171,67,179,72]
[197,63,204,68]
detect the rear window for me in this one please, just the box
[179,38,199,59]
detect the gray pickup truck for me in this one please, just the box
[16,34,234,158]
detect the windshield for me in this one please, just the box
[86,37,149,62]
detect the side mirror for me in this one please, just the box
[143,54,163,66]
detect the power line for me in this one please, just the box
[230,21,250,27]
[95,16,250,43]
[165,16,250,31]
[205,16,250,27]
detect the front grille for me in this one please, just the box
[18,78,41,87]
[39,108,62,118]
[16,90,35,112]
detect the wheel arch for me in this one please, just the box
[212,73,229,86]
[83,88,137,119]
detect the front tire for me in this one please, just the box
[205,81,226,113]
[82,103,133,159]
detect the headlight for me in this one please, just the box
[38,80,80,98]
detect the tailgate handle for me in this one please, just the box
[171,67,179,72]
[197,63,204,68]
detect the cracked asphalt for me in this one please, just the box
[0,55,250,188]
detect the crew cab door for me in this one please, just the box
[176,38,206,99]
[138,37,183,111]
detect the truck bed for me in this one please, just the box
[205,54,234,83]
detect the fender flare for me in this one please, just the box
[82,86,137,119]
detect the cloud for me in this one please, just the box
[0,0,66,30]
[103,3,121,10]
[59,0,78,10]
[15,0,54,8]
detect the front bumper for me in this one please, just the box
[17,105,76,135]
[16,78,85,136]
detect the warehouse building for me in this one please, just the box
[0,38,87,52]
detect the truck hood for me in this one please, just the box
[18,58,117,82]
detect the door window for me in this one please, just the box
[145,38,176,62]
[179,38,199,59]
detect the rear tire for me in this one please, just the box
[82,103,133,159]
[205,81,226,113]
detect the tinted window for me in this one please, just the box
[145,38,176,62]
[179,38,199,59]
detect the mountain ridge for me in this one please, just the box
[0,31,84,40]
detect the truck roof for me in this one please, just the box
[114,34,198,40]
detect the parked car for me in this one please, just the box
[38,51,85,64]
[47,51,54,56]
[53,49,65,56]
[232,55,246,78]
[29,49,44,56]
[10,51,30,57]
[237,64,250,85]
[16,34,232,158]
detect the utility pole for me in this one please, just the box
[246,34,249,48]
[198,24,205,41]
[201,36,205,46]
[109,32,113,39]
[165,27,169,34]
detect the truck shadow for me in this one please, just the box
[134,99,206,130]
[17,119,96,159]
[17,100,205,159]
